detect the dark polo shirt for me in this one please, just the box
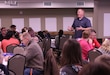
[72,17,91,39]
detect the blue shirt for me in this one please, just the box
[72,17,91,38]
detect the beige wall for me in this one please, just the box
[0,8,93,32]
[94,0,110,38]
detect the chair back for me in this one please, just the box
[9,70,16,75]
[7,54,26,75]
[88,49,102,62]
[43,38,51,58]
[13,46,24,55]
[59,37,68,50]
[38,42,43,51]
[44,48,59,75]
[6,44,18,53]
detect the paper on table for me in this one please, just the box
[29,18,41,32]
[45,18,57,31]
[12,18,24,32]
[104,13,110,37]
[63,17,74,31]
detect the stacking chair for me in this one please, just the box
[44,48,59,75]
[6,43,18,53]
[38,42,43,51]
[13,46,24,55]
[59,37,68,50]
[43,38,51,58]
[7,54,26,75]
[9,70,16,75]
[88,49,102,62]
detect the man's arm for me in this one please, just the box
[81,27,92,31]
[76,26,91,31]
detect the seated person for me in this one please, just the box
[60,39,82,75]
[1,31,20,53]
[21,27,28,33]
[43,30,51,39]
[0,27,7,41]
[97,39,110,55]
[78,62,110,75]
[0,49,9,75]
[78,30,93,60]
[90,29,100,48]
[21,32,44,75]
[55,30,65,49]
[28,27,39,43]
[95,54,110,67]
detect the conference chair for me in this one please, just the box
[9,70,16,75]
[38,42,43,51]
[44,48,59,75]
[88,49,102,62]
[6,43,18,53]
[59,37,68,50]
[7,54,26,75]
[43,38,51,58]
[13,46,24,55]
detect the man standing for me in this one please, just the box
[21,32,44,75]
[68,9,92,39]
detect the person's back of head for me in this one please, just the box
[0,27,7,36]
[61,39,82,66]
[22,32,32,41]
[38,31,45,39]
[95,54,110,67]
[28,27,35,37]
[22,27,28,33]
[58,30,64,37]
[5,31,15,40]
[82,30,90,39]
[10,25,16,31]
[78,62,110,75]
[99,39,110,54]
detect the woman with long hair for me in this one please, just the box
[60,39,82,75]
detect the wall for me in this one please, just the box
[94,0,110,38]
[0,8,93,32]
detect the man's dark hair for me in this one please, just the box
[91,29,96,33]
[1,27,6,31]
[10,25,16,28]
[5,30,15,40]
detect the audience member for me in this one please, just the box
[98,39,110,55]
[95,54,110,67]
[55,30,65,49]
[78,30,93,60]
[21,27,28,33]
[90,29,100,48]
[0,49,9,75]
[43,30,51,39]
[21,32,44,75]
[1,31,20,53]
[60,39,82,75]
[28,27,39,42]
[78,62,110,75]
[38,31,45,39]
[0,27,7,41]
[10,25,20,42]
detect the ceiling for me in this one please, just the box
[0,0,94,3]
[0,0,94,8]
